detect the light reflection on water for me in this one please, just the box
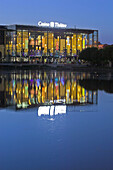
[0,70,98,111]
[38,105,66,117]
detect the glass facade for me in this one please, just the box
[0,25,98,62]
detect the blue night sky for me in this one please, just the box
[0,0,113,44]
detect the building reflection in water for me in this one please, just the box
[38,105,66,117]
[0,71,98,113]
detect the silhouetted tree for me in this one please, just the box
[103,45,113,64]
[79,47,98,65]
[79,46,113,66]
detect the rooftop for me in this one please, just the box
[0,24,97,34]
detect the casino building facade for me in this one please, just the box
[0,22,98,62]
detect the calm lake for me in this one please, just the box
[0,70,113,170]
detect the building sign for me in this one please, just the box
[38,21,67,28]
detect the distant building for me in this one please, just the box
[98,42,108,49]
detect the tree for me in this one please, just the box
[79,47,113,66]
[79,47,98,65]
[103,45,113,64]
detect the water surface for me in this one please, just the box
[0,70,113,170]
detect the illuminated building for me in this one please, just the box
[0,23,98,62]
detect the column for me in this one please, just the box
[41,35,42,56]
[76,33,78,55]
[82,34,83,50]
[34,33,36,57]
[97,30,98,48]
[8,32,10,62]
[4,30,6,62]
[53,33,54,57]
[28,31,30,62]
[87,34,89,47]
[47,31,48,56]
[71,36,72,56]
[21,30,23,62]
[59,36,60,54]
[65,36,66,57]
[15,30,17,62]
[92,32,94,47]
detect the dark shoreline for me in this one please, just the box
[0,63,113,73]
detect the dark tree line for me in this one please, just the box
[79,79,113,94]
[79,46,113,66]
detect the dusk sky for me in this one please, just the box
[0,0,113,44]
